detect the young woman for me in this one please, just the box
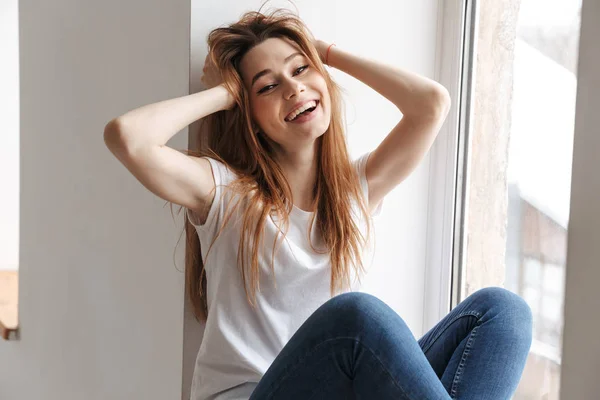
[104,8,532,400]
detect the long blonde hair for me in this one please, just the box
[179,7,373,322]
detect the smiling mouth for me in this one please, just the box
[285,100,320,122]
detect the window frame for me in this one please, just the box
[422,0,477,332]
[431,0,600,396]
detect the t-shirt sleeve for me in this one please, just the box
[185,157,239,234]
[354,151,384,217]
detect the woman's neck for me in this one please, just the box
[276,145,319,212]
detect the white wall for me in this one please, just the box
[0,0,442,398]
[0,0,189,399]
[0,0,19,272]
[184,0,442,398]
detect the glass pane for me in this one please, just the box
[524,257,542,286]
[523,286,540,315]
[543,263,564,296]
[460,0,581,398]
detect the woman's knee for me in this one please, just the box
[323,292,382,318]
[470,287,533,339]
[320,292,411,336]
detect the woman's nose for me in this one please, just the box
[284,80,306,99]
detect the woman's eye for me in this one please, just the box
[294,65,308,75]
[258,66,309,94]
[259,85,276,94]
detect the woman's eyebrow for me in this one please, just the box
[251,52,304,88]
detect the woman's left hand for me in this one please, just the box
[311,39,331,65]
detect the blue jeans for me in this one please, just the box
[249,287,533,399]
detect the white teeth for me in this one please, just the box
[286,100,317,121]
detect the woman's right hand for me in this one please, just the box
[201,53,223,89]
[202,53,236,111]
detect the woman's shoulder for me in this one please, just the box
[352,152,371,173]
[200,156,241,186]
[185,157,243,230]
[352,152,372,189]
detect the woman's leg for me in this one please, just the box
[250,292,451,400]
[417,286,533,399]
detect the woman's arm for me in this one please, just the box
[106,84,235,152]
[103,53,236,216]
[317,40,450,118]
[106,52,234,151]
[314,40,451,213]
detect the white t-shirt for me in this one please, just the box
[186,152,383,400]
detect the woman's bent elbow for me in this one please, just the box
[103,119,130,156]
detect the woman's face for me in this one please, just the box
[240,37,331,153]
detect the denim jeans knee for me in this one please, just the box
[468,286,533,345]
[320,292,411,338]
[325,292,381,319]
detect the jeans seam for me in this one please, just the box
[420,311,482,354]
[263,336,415,400]
[449,325,479,398]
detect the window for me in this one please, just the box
[455,0,581,397]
